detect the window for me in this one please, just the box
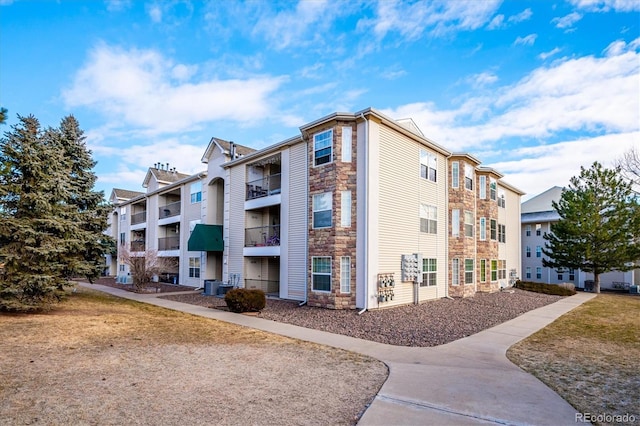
[464,163,474,190]
[120,206,126,222]
[498,260,506,279]
[491,260,498,281]
[464,259,474,284]
[340,256,351,293]
[119,264,125,272]
[536,246,542,258]
[420,150,437,182]
[525,225,531,236]
[313,192,332,228]
[498,224,506,243]
[558,273,563,281]
[119,232,125,246]
[452,161,459,188]
[464,211,474,237]
[452,259,459,286]
[479,175,486,199]
[490,178,497,201]
[190,181,202,203]
[420,204,437,234]
[490,219,497,240]
[526,267,531,279]
[189,257,200,278]
[497,189,506,208]
[452,209,460,237]
[535,224,542,236]
[536,267,542,279]
[569,269,575,281]
[421,258,437,287]
[480,259,486,282]
[479,217,486,241]
[526,246,531,257]
[341,127,352,162]
[341,191,351,227]
[312,257,331,292]
[314,130,333,166]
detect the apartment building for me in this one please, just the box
[521,186,639,290]
[110,108,523,309]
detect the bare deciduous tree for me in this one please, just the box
[615,146,640,194]
[119,247,177,292]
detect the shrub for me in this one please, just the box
[514,280,577,296]
[224,288,266,313]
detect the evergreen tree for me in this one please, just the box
[0,114,111,311]
[543,162,640,293]
[0,107,7,124]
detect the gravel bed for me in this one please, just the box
[160,288,565,347]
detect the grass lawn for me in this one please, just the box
[507,293,639,425]
[0,288,387,425]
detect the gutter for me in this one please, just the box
[358,113,369,315]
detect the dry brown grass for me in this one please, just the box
[0,288,387,425]
[508,293,640,426]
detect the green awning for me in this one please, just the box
[188,224,224,252]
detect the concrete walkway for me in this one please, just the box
[79,283,595,425]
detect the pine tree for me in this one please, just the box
[0,114,112,311]
[543,162,640,293]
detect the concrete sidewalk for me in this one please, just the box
[79,283,594,425]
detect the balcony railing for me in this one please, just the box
[245,279,279,294]
[245,225,280,247]
[158,236,180,251]
[246,174,281,200]
[131,211,147,225]
[159,201,181,219]
[130,241,146,252]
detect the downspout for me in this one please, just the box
[358,113,369,315]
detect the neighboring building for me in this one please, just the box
[110,108,524,309]
[521,186,640,290]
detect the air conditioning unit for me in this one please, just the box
[203,280,222,296]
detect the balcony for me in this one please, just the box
[130,241,146,252]
[246,174,281,201]
[245,225,280,247]
[159,201,181,219]
[158,236,180,251]
[131,211,147,225]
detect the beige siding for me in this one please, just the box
[501,185,522,284]
[374,125,448,307]
[286,142,308,300]
[226,166,246,284]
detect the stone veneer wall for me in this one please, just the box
[307,121,358,309]
[448,158,477,298]
[476,173,500,293]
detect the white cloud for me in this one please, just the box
[551,12,583,29]
[63,43,287,134]
[104,0,131,12]
[466,71,498,89]
[539,47,562,60]
[487,14,505,30]
[147,4,162,23]
[508,8,533,23]
[568,0,640,12]
[514,34,538,46]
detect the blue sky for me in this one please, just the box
[1,0,638,200]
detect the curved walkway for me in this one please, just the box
[79,283,594,425]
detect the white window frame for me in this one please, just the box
[120,206,126,222]
[498,224,506,243]
[313,192,332,229]
[340,256,351,293]
[536,246,542,258]
[452,259,459,286]
[479,217,486,241]
[341,191,351,228]
[490,219,497,240]
[314,129,333,166]
[190,181,202,203]
[420,149,437,182]
[536,223,542,236]
[498,189,506,208]
[452,209,460,237]
[536,267,542,279]
[464,210,474,237]
[421,258,437,287]
[452,161,459,188]
[526,246,531,257]
[525,225,531,236]
[479,175,486,199]
[188,257,200,278]
[464,259,474,284]
[312,256,332,292]
[420,204,437,234]
[490,178,497,201]
[341,127,352,163]
[464,163,474,190]
[526,267,531,279]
